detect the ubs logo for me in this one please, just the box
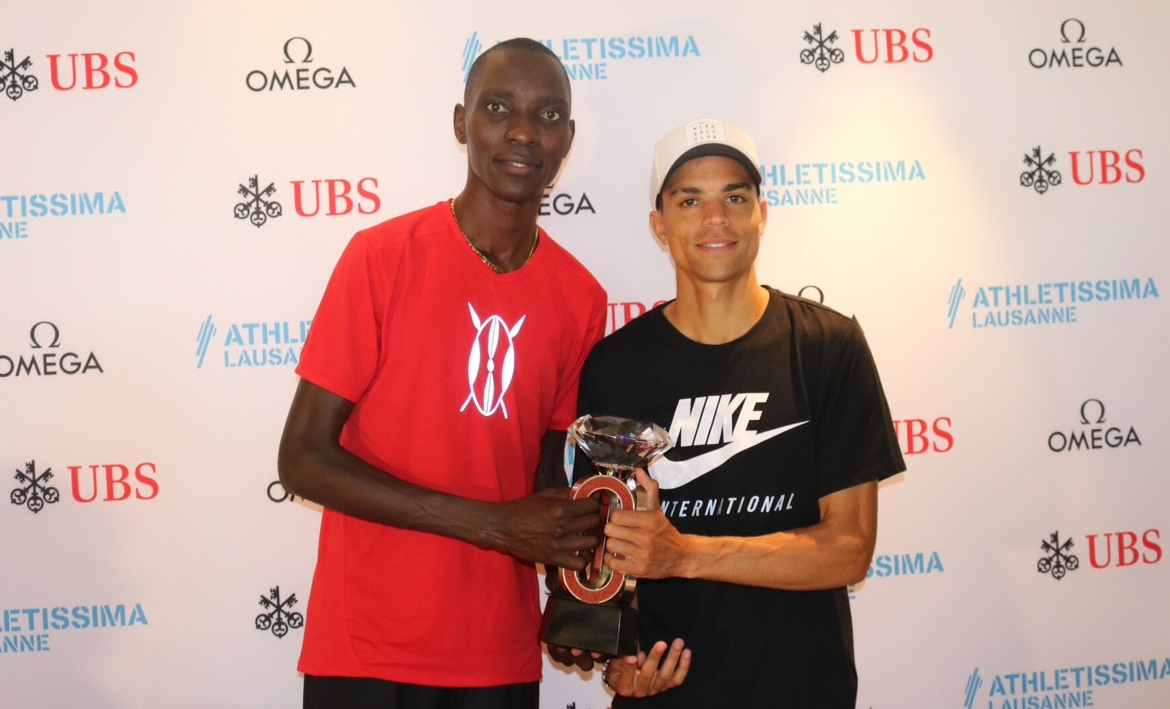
[10,460,60,513]
[801,23,933,72]
[1037,531,1079,580]
[1021,145,1144,194]
[800,24,844,72]
[460,303,524,419]
[246,37,355,92]
[234,175,283,228]
[2,48,39,101]
[1020,146,1062,194]
[255,586,303,638]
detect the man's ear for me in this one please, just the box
[649,210,668,247]
[453,103,467,145]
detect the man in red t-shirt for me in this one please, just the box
[277,38,608,709]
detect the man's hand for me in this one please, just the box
[603,469,690,580]
[547,644,604,672]
[486,488,602,570]
[604,639,691,697]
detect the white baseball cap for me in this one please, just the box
[650,118,763,208]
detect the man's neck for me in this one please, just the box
[452,189,541,272]
[664,276,770,345]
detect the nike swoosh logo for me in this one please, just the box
[649,421,807,490]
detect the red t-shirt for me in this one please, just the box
[294,201,606,686]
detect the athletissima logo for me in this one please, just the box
[850,549,945,600]
[255,586,303,638]
[947,277,1159,330]
[1,190,127,241]
[461,303,524,419]
[2,48,39,101]
[195,315,310,369]
[759,158,926,208]
[462,31,701,83]
[1,603,148,654]
[965,657,1170,708]
[649,393,807,490]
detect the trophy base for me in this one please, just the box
[541,594,639,657]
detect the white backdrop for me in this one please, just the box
[2,2,1168,707]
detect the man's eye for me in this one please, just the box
[680,198,698,207]
[486,102,505,113]
[542,109,562,121]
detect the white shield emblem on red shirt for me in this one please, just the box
[461,302,525,418]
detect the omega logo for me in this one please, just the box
[1047,398,1140,452]
[246,37,356,92]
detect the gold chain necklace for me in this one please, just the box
[449,199,538,274]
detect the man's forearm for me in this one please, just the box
[675,522,873,591]
[279,428,512,551]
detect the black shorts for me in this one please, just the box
[302,675,539,709]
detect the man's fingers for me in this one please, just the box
[635,468,661,510]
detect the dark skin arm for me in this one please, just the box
[277,378,600,569]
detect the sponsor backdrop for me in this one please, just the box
[2,1,1167,707]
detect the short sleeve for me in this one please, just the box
[296,232,384,403]
[546,280,608,432]
[811,317,906,497]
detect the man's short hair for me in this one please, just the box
[463,38,571,105]
[651,118,763,210]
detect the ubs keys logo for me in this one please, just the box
[2,48,39,101]
[801,24,844,72]
[1020,146,1062,194]
[11,460,60,513]
[255,586,303,638]
[234,175,283,227]
[1037,531,1079,580]
[461,303,524,419]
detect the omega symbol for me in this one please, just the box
[29,321,61,349]
[1060,19,1087,44]
[461,303,524,418]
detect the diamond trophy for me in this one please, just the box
[541,415,673,657]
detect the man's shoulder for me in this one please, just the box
[768,287,861,339]
[591,305,664,356]
[537,231,605,298]
[351,201,450,250]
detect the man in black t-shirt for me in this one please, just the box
[576,119,906,707]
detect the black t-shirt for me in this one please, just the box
[576,287,906,708]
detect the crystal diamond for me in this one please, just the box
[567,415,673,475]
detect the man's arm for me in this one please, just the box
[603,469,877,590]
[533,429,570,493]
[277,378,600,570]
